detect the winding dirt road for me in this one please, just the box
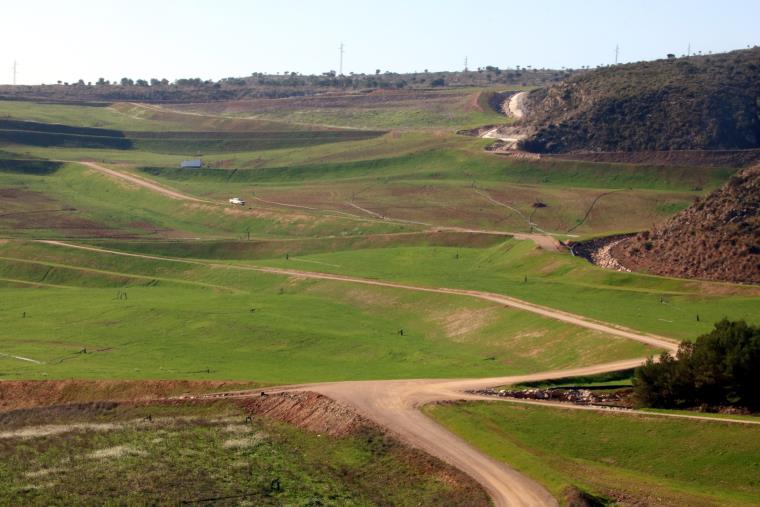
[283,355,759,507]
[304,359,644,507]
[36,240,683,504]
[59,163,688,505]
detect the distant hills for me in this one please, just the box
[0,68,578,104]
[519,48,760,153]
[612,164,760,284]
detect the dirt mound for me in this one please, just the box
[0,380,253,412]
[238,391,369,437]
[612,165,760,283]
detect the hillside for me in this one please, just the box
[612,164,760,283]
[519,48,760,153]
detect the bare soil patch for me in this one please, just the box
[0,380,254,412]
[237,391,368,437]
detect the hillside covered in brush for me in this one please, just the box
[519,48,760,153]
[612,164,760,283]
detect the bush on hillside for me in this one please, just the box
[633,319,760,410]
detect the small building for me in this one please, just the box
[180,159,202,169]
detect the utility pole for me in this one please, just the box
[615,44,619,65]
[339,42,344,75]
[687,42,691,57]
[464,56,468,71]
[12,60,17,86]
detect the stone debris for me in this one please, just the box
[472,387,633,408]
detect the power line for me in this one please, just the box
[339,42,344,75]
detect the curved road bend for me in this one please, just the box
[41,166,682,505]
[190,355,759,506]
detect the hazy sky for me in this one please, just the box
[2,0,758,84]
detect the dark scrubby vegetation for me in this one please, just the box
[0,119,132,149]
[0,68,579,103]
[613,164,760,283]
[0,159,62,175]
[0,118,381,153]
[0,130,133,149]
[521,47,760,153]
[0,119,126,138]
[633,319,760,411]
[0,399,488,506]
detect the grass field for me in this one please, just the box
[1,139,728,238]
[425,401,760,505]
[0,240,653,383]
[250,240,760,340]
[0,100,321,132]
[168,88,514,130]
[0,98,754,373]
[0,162,409,240]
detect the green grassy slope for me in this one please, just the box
[0,241,652,383]
[0,100,321,132]
[425,401,760,505]
[250,240,760,340]
[0,135,732,238]
[0,162,408,240]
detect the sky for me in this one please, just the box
[1,0,759,85]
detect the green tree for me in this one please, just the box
[633,320,760,409]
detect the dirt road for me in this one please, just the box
[79,161,213,204]
[293,356,758,506]
[304,359,641,507]
[507,91,528,119]
[36,240,686,505]
[188,355,759,506]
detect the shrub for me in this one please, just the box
[633,320,760,410]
